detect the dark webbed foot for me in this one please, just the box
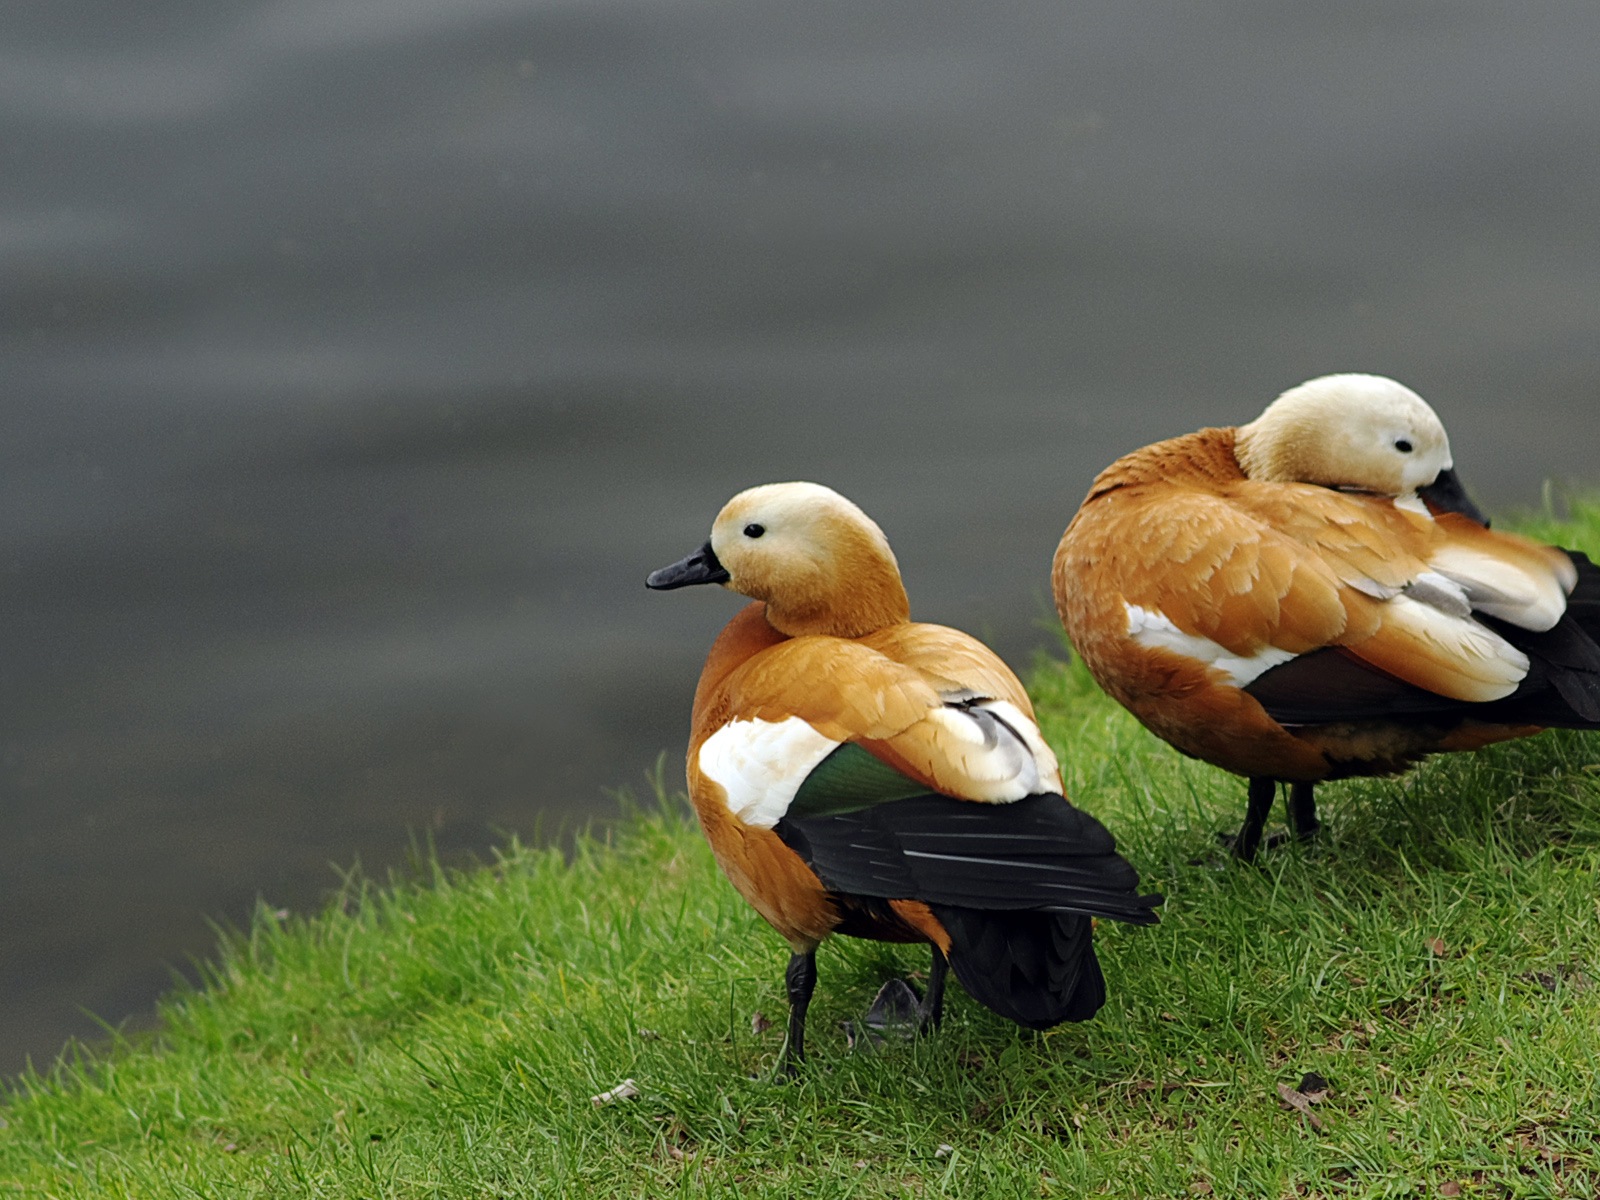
[866,978,922,1033]
[1214,828,1289,855]
[844,947,950,1051]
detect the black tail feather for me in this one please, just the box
[929,906,1106,1028]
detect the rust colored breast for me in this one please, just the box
[682,601,843,951]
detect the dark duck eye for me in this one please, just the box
[1394,439,1413,453]
[744,523,766,538]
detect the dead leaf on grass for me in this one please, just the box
[590,1079,640,1107]
[1426,937,1448,957]
[750,1011,773,1034]
[1438,1182,1461,1197]
[1276,1081,1325,1132]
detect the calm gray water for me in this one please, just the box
[4,1,1599,1074]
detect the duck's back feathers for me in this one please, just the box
[701,621,1063,807]
[859,622,1036,712]
[1240,550,1600,733]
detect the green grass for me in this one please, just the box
[7,499,1600,1198]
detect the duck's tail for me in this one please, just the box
[1482,549,1600,727]
[928,906,1106,1027]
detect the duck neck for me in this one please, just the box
[764,571,911,639]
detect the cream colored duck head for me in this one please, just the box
[1233,373,1487,522]
[647,481,911,638]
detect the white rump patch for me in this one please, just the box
[923,699,1061,801]
[1124,602,1296,687]
[1429,543,1570,632]
[697,717,840,829]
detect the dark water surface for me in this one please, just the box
[4,1,1599,1073]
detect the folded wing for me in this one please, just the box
[1085,479,1589,721]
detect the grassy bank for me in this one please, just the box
[6,500,1600,1198]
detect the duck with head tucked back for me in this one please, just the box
[648,482,1162,1074]
[1053,373,1600,859]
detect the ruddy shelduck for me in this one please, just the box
[648,482,1161,1072]
[1053,374,1600,858]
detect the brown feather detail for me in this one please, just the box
[1339,599,1526,702]
[689,602,789,737]
[1434,721,1543,753]
[860,623,1035,712]
[1098,644,1328,781]
[858,623,1063,798]
[886,900,953,953]
[1431,513,1579,596]
[710,636,940,743]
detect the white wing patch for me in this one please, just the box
[697,716,841,829]
[1124,602,1296,687]
[922,699,1062,801]
[1429,543,1572,632]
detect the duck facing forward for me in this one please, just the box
[1053,374,1600,859]
[649,482,1161,1073]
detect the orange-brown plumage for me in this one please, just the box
[686,601,1045,950]
[1053,375,1600,855]
[652,481,1159,1069]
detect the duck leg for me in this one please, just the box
[1287,781,1320,841]
[780,949,817,1076]
[1232,775,1278,860]
[917,946,949,1032]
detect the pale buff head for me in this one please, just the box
[1234,374,1453,496]
[649,481,910,638]
[711,482,909,637]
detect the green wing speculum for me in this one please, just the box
[787,742,929,817]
